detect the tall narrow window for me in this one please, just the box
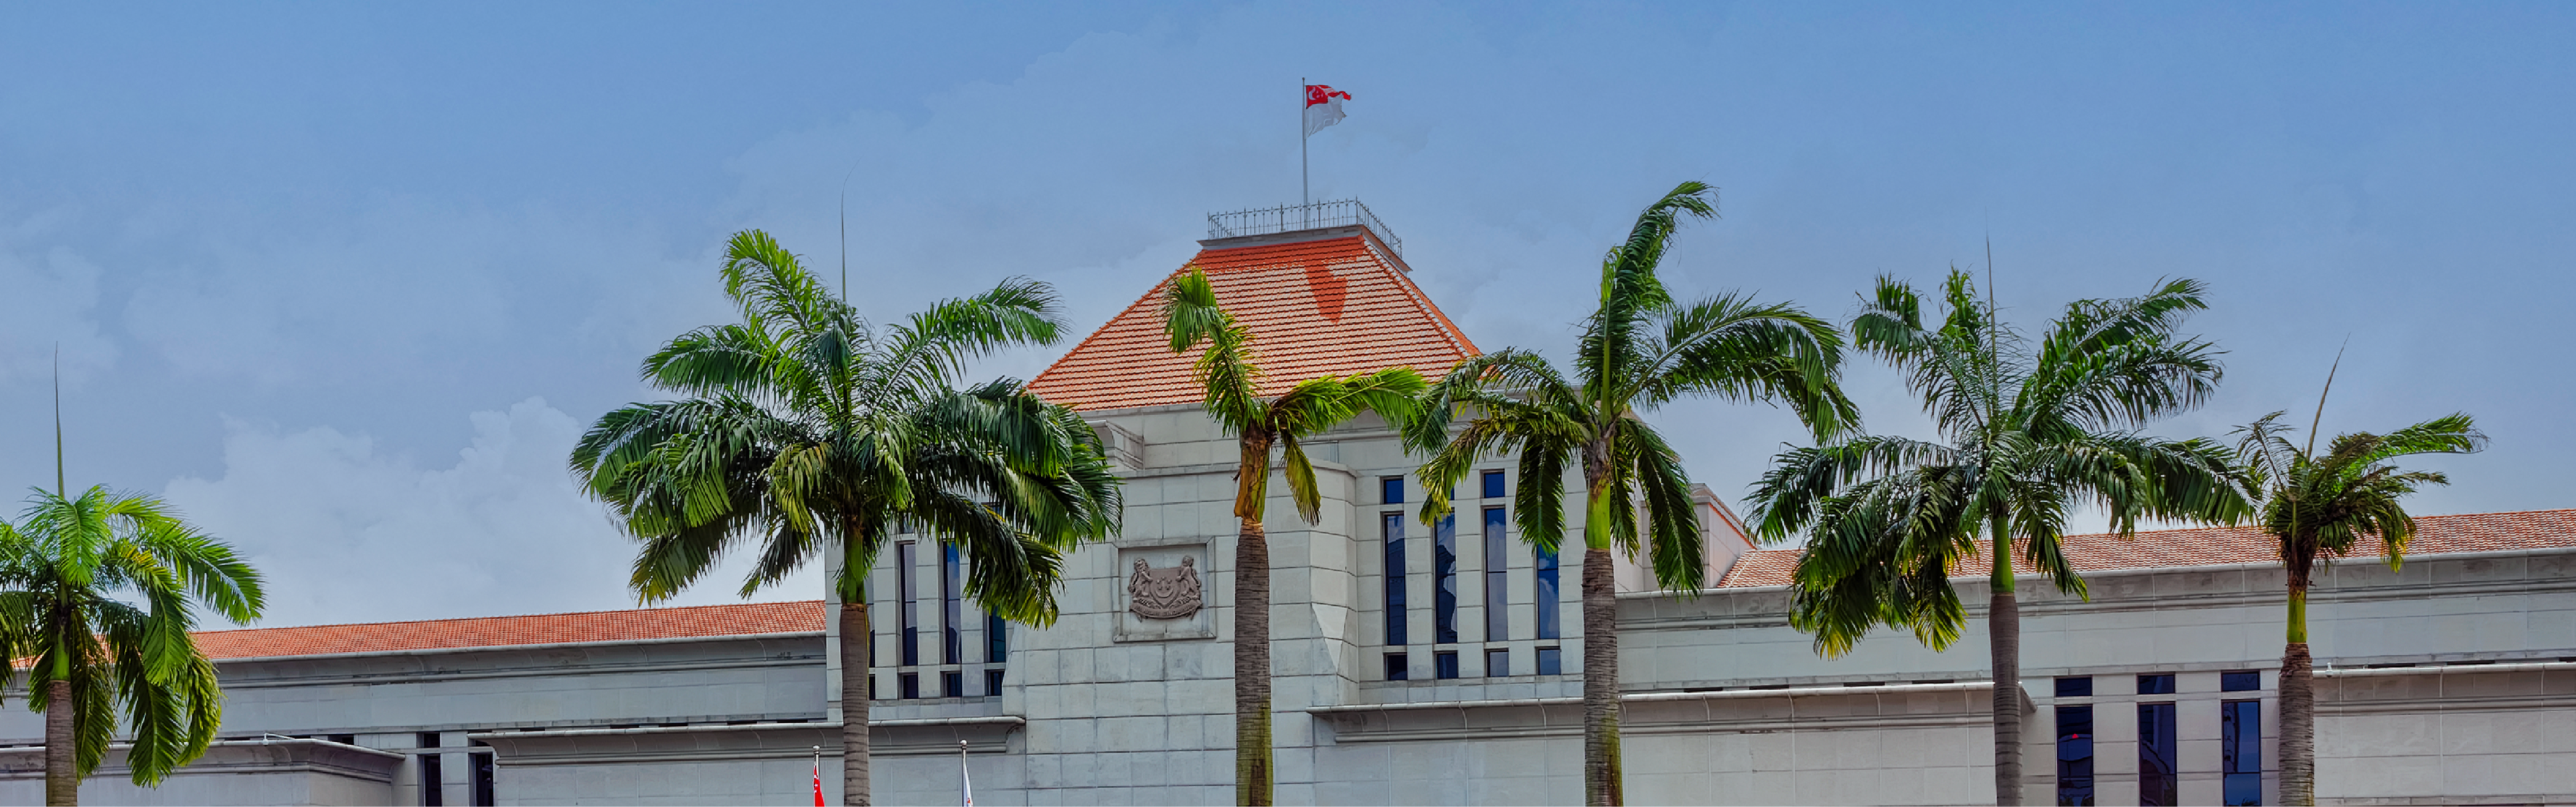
[2055,705,2093,806]
[418,732,444,807]
[2223,699,2263,806]
[1534,543,1560,639]
[1433,513,1458,644]
[469,745,495,807]
[2139,702,2178,806]
[1382,513,1408,646]
[898,542,919,667]
[1483,507,1508,641]
[1481,470,1506,499]
[942,544,964,665]
[986,612,1008,663]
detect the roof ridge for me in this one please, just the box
[200,599,825,636]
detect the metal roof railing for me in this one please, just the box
[1206,199,1401,255]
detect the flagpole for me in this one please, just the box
[959,740,973,807]
[1299,76,1309,228]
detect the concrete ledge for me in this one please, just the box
[471,717,1025,765]
[0,738,405,781]
[1311,681,2009,743]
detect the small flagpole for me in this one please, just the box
[1299,76,1309,227]
[959,740,973,807]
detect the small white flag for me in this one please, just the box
[1303,84,1352,137]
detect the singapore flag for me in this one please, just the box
[1303,84,1352,137]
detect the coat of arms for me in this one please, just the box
[1127,556,1203,620]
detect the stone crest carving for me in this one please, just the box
[1127,556,1203,620]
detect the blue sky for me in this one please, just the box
[3,2,2567,626]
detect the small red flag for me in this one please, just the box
[813,755,825,806]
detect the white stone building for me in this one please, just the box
[2,212,2568,806]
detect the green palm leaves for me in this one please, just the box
[0,486,265,791]
[1752,269,2244,653]
[1164,266,1426,523]
[2236,410,2484,579]
[1409,182,1854,806]
[572,230,1119,617]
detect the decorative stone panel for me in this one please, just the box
[1115,542,1215,642]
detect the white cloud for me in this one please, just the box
[163,397,821,628]
[0,214,119,384]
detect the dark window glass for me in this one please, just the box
[2055,705,2094,806]
[2055,676,2093,698]
[942,671,963,698]
[418,732,444,807]
[1534,543,1560,639]
[2223,699,2263,806]
[1486,648,1510,677]
[1435,651,1460,680]
[987,612,1008,663]
[470,744,495,807]
[1434,513,1459,644]
[1381,477,1405,505]
[1536,647,1563,675]
[327,734,356,745]
[868,675,878,700]
[2139,702,2178,806]
[2138,674,2175,695]
[899,672,919,700]
[1483,507,1509,641]
[985,668,1006,696]
[2222,670,2261,692]
[1383,513,1408,645]
[942,545,965,664]
[898,542,919,667]
[1481,470,1506,499]
[1385,653,1408,681]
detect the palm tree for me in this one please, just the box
[2233,397,2482,806]
[0,486,265,806]
[1407,182,1856,806]
[571,230,1121,806]
[1747,269,2247,805]
[1158,266,1425,806]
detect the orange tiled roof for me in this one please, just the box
[1717,509,2576,588]
[1028,232,1479,411]
[193,600,825,660]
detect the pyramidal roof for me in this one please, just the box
[1030,226,1479,412]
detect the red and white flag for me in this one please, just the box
[812,754,825,806]
[1303,84,1352,137]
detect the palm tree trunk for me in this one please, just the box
[1990,518,2022,806]
[1235,515,1273,806]
[45,678,73,806]
[1581,546,1622,807]
[2281,581,2316,806]
[840,598,872,806]
[1989,588,2021,806]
